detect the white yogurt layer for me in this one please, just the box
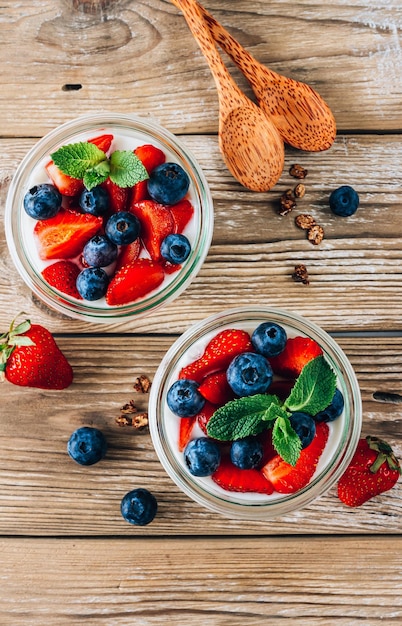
[21,128,199,308]
[163,319,346,504]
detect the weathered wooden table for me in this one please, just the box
[1,1,401,623]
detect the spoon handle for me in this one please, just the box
[170,0,247,113]
[197,3,278,90]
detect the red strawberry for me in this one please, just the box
[45,161,84,197]
[0,316,73,390]
[131,144,166,203]
[115,239,142,272]
[34,208,103,260]
[87,133,114,154]
[212,455,274,494]
[101,178,129,213]
[170,199,194,234]
[178,416,196,452]
[179,329,253,383]
[198,370,235,406]
[337,436,401,507]
[261,422,329,493]
[105,258,164,306]
[129,199,174,261]
[269,336,323,379]
[196,401,216,436]
[41,260,82,299]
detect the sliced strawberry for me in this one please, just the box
[269,336,323,379]
[135,144,166,172]
[178,416,196,452]
[34,208,103,260]
[115,239,142,271]
[212,455,274,494]
[101,178,129,213]
[198,370,235,406]
[45,161,84,197]
[87,133,114,154]
[41,260,82,299]
[179,329,253,384]
[170,199,194,234]
[129,199,174,261]
[105,258,164,306]
[196,401,216,436]
[131,144,166,203]
[261,422,329,494]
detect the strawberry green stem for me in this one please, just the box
[367,436,401,474]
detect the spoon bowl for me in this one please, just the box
[199,3,336,151]
[171,0,284,191]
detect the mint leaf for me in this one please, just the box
[109,150,149,188]
[206,394,280,441]
[284,355,337,416]
[83,160,110,191]
[272,414,302,466]
[51,142,107,179]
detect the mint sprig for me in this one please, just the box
[51,141,149,191]
[206,355,337,466]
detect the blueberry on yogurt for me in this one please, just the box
[23,183,62,220]
[184,438,221,477]
[167,379,205,417]
[147,162,190,205]
[251,322,287,358]
[226,352,273,397]
[160,233,191,264]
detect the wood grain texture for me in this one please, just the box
[1,134,401,334]
[1,1,401,136]
[0,536,401,625]
[0,335,400,536]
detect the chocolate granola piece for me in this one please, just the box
[292,264,310,285]
[295,214,316,230]
[133,375,152,393]
[289,164,308,179]
[307,224,325,245]
[278,189,297,215]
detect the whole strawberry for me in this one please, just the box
[338,436,401,507]
[0,315,73,390]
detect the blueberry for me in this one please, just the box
[67,427,107,465]
[105,211,141,245]
[120,488,157,526]
[167,379,205,417]
[315,388,344,423]
[23,183,62,220]
[147,162,190,205]
[251,322,287,358]
[184,438,221,477]
[76,267,109,300]
[160,233,191,264]
[83,235,118,267]
[289,412,316,449]
[79,186,110,216]
[226,352,273,397]
[329,185,359,217]
[230,436,263,469]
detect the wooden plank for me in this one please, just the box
[0,335,400,536]
[1,134,402,334]
[0,1,401,136]
[0,536,401,625]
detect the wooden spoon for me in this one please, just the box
[196,1,336,152]
[170,0,284,192]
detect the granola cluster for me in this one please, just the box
[115,375,152,430]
